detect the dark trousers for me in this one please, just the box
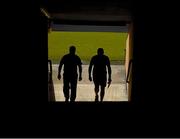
[63,75,77,101]
[93,73,107,101]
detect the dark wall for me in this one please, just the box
[44,0,180,137]
[131,1,180,136]
[132,0,179,104]
[40,11,48,101]
[1,0,179,137]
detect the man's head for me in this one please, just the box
[97,48,104,55]
[69,46,76,55]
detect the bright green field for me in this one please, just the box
[48,31,128,64]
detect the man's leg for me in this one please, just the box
[70,78,77,102]
[63,77,70,102]
[100,86,105,102]
[94,83,99,102]
[100,78,107,102]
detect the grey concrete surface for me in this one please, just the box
[51,64,128,101]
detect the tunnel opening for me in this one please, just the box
[48,23,132,102]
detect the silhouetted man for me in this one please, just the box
[89,48,112,102]
[58,46,82,102]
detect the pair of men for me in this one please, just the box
[57,46,112,102]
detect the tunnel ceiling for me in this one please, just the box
[41,0,133,24]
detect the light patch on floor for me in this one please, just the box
[54,83,127,101]
[51,64,128,101]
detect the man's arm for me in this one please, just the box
[57,57,64,80]
[78,57,82,81]
[88,57,93,81]
[107,57,112,83]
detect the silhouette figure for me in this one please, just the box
[58,46,82,102]
[89,48,112,102]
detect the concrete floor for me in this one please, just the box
[51,64,128,101]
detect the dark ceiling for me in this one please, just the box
[43,0,133,13]
[41,0,133,25]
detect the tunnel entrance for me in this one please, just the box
[48,23,132,102]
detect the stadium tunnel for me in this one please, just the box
[40,0,134,102]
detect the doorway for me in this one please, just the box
[48,24,133,101]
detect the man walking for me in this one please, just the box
[89,48,112,102]
[58,46,82,102]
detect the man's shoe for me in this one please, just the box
[65,98,69,102]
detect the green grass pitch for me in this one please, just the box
[48,31,128,64]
